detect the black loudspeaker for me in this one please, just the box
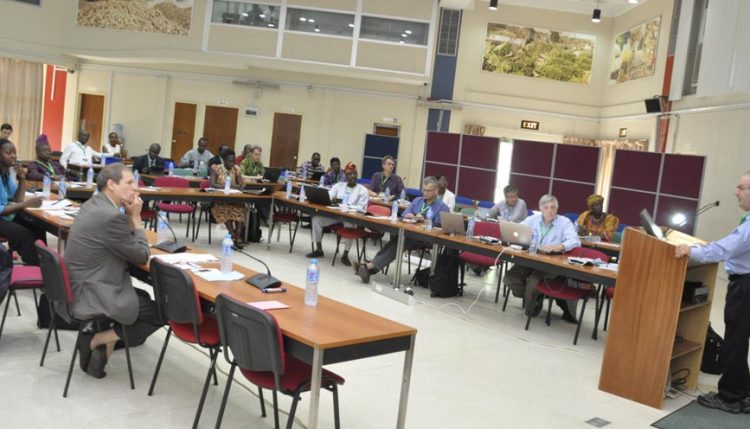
[645,98,662,113]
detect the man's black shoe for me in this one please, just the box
[78,332,94,372]
[740,396,750,414]
[340,255,352,266]
[526,295,544,318]
[86,345,108,379]
[306,250,324,258]
[697,392,741,414]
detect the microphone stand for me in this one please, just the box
[154,212,187,253]
[234,248,281,289]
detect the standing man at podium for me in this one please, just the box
[676,172,750,414]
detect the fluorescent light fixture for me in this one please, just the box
[241,12,248,17]
[592,8,601,23]
[489,0,498,11]
[259,13,266,18]
[314,26,320,32]
[309,18,315,23]
[348,23,354,28]
[268,24,274,27]
[405,30,412,34]
[300,17,307,22]
[401,33,408,37]
[399,40,405,44]
[629,0,639,4]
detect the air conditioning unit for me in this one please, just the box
[244,107,260,117]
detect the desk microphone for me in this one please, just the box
[235,248,282,289]
[153,212,187,253]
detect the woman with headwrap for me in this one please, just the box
[26,134,66,181]
[577,194,619,241]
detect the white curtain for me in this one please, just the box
[697,0,750,96]
[0,58,43,160]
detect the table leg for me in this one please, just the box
[429,243,439,275]
[267,197,276,250]
[307,346,324,429]
[396,334,416,429]
[392,229,406,288]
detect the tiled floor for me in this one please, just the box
[0,220,739,428]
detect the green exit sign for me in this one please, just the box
[521,120,539,130]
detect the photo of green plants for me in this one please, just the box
[609,16,661,84]
[482,22,595,84]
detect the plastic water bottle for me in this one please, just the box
[223,174,231,194]
[193,159,199,170]
[342,192,349,206]
[529,229,539,256]
[391,200,398,223]
[384,186,391,201]
[467,216,476,239]
[400,189,406,202]
[133,169,140,186]
[304,259,320,306]
[86,166,94,186]
[502,207,510,221]
[425,207,433,231]
[319,175,326,187]
[157,211,170,244]
[58,177,66,199]
[168,162,174,176]
[100,154,106,166]
[299,185,306,202]
[42,176,51,198]
[285,178,293,198]
[221,233,233,274]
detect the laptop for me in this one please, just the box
[303,185,333,206]
[310,171,325,181]
[439,212,466,235]
[262,167,282,183]
[499,221,532,249]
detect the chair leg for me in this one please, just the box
[211,348,219,385]
[494,264,505,304]
[63,326,85,397]
[332,384,341,429]
[40,310,57,367]
[192,210,200,242]
[0,288,12,342]
[604,296,611,331]
[289,219,300,253]
[122,327,135,390]
[272,389,281,429]
[332,235,342,267]
[148,327,172,396]
[573,297,589,345]
[544,296,553,326]
[258,386,266,417]
[524,312,532,330]
[13,289,20,316]
[286,394,301,429]
[502,284,512,312]
[215,362,236,429]
[192,345,218,429]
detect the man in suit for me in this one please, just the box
[66,163,163,378]
[132,143,169,174]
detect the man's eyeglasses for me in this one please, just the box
[736,185,750,192]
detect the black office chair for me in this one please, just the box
[214,294,345,429]
[148,258,221,428]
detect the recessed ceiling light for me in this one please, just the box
[405,30,412,34]
[268,24,274,27]
[314,27,320,32]
[592,9,601,23]
[300,17,307,22]
[348,23,354,28]
[401,33,407,37]
[241,12,248,17]
[259,14,266,18]
[399,40,405,44]
[629,0,639,4]
[309,19,315,23]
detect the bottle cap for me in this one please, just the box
[310,258,318,264]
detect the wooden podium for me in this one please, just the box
[599,228,717,409]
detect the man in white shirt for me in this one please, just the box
[60,129,101,168]
[306,162,369,266]
[178,137,213,168]
[488,185,528,222]
[436,174,456,211]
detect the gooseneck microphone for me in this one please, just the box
[154,212,187,253]
[235,248,281,289]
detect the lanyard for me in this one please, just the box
[380,174,389,188]
[37,160,55,175]
[333,171,339,182]
[538,222,553,242]
[420,202,431,215]
[741,212,750,225]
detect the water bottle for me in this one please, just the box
[342,191,349,206]
[529,228,539,256]
[319,175,326,187]
[305,259,320,306]
[425,207,433,231]
[299,185,307,202]
[467,216,476,239]
[285,177,293,198]
[133,169,140,186]
[168,162,174,176]
[157,211,170,243]
[100,154,106,166]
[193,159,199,170]
[58,177,66,199]
[221,233,233,274]
[502,207,510,221]
[400,189,406,202]
[390,200,398,223]
[42,176,51,198]
[384,186,391,201]
[223,174,231,194]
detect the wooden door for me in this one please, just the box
[171,102,197,161]
[270,113,302,169]
[203,106,238,156]
[79,93,105,150]
[374,123,400,137]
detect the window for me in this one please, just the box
[360,16,429,46]
[682,0,709,96]
[437,9,460,55]
[285,8,354,37]
[212,1,280,29]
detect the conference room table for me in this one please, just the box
[23,197,418,429]
[140,173,283,191]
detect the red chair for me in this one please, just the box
[192,179,214,244]
[366,203,390,249]
[138,179,157,230]
[214,294,345,429]
[154,176,195,238]
[0,265,45,348]
[331,227,369,267]
[524,247,608,345]
[148,259,221,428]
[266,209,300,253]
[34,241,135,397]
[459,221,505,302]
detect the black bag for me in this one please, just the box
[429,248,462,298]
[411,267,430,288]
[37,293,80,331]
[246,208,263,243]
[701,322,724,374]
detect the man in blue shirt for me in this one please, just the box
[503,194,581,320]
[676,172,750,414]
[355,176,448,283]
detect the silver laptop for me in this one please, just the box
[439,212,466,235]
[499,221,532,248]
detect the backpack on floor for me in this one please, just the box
[246,208,263,243]
[701,322,724,374]
[429,248,462,298]
[411,267,430,288]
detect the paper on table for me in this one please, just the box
[151,253,218,264]
[27,199,74,210]
[192,268,245,282]
[248,301,290,310]
[206,188,242,194]
[366,215,390,220]
[47,212,74,220]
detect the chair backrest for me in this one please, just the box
[405,187,422,198]
[455,195,473,206]
[150,258,202,327]
[199,179,210,190]
[477,200,494,209]
[562,212,580,223]
[367,203,391,217]
[567,246,608,262]
[215,294,285,378]
[356,178,371,185]
[154,176,190,188]
[474,221,500,239]
[34,240,73,305]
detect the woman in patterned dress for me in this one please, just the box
[210,150,246,249]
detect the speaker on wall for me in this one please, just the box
[645,98,662,113]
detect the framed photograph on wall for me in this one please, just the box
[609,16,661,84]
[482,22,596,85]
[77,0,193,36]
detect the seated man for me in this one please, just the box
[66,163,164,378]
[132,143,169,174]
[296,152,325,180]
[436,174,456,211]
[306,163,369,266]
[235,144,253,165]
[208,145,231,170]
[355,176,448,283]
[102,132,123,157]
[368,155,405,198]
[26,135,66,181]
[578,194,619,241]
[240,145,265,177]
[488,185,528,222]
[323,157,346,187]
[60,129,101,169]
[178,137,213,168]
[503,194,581,321]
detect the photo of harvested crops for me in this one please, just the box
[77,0,193,36]
[609,16,661,84]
